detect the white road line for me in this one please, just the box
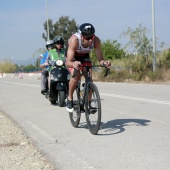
[2,81,170,105]
[101,93,170,105]
[1,81,39,87]
[25,121,55,142]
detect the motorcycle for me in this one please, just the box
[46,60,69,107]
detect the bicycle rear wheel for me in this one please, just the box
[69,88,81,127]
[85,83,101,135]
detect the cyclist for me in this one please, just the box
[40,40,54,94]
[65,23,111,112]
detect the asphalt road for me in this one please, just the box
[0,77,170,170]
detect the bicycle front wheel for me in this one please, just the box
[69,88,81,127]
[85,83,101,135]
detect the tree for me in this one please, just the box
[42,16,78,45]
[101,40,125,60]
[32,48,46,68]
[120,24,153,61]
[120,24,165,70]
[35,58,40,68]
[26,64,36,72]
[90,39,125,64]
[42,19,54,41]
[32,48,46,58]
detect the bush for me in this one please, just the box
[160,48,170,69]
[93,52,169,83]
[0,61,17,73]
[95,68,130,82]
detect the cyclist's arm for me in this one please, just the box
[94,36,111,68]
[66,36,81,69]
[94,36,105,65]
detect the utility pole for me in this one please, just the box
[152,0,156,72]
[46,0,50,41]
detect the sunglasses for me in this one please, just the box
[83,35,95,41]
[47,45,53,49]
[54,41,62,45]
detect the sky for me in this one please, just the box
[0,0,170,63]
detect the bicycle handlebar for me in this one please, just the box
[72,65,110,78]
[104,67,110,77]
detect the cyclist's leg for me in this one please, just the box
[66,68,81,112]
[67,55,89,112]
[68,68,81,100]
[67,55,86,100]
[83,69,94,104]
[81,54,93,97]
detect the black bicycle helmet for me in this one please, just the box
[79,23,95,37]
[46,40,54,49]
[53,36,64,46]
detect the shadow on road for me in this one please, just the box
[99,119,151,135]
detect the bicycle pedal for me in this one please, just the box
[89,108,97,114]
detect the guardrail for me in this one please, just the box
[0,72,41,79]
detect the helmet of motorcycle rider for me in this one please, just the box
[46,40,54,50]
[79,23,95,37]
[53,36,64,47]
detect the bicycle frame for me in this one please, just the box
[79,66,92,111]
[69,64,109,134]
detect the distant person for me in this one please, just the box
[65,23,111,112]
[40,40,54,94]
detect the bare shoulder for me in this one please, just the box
[68,35,79,50]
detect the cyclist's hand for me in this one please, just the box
[103,61,111,68]
[73,61,81,69]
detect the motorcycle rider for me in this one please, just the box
[48,36,66,63]
[45,36,67,88]
[40,40,54,94]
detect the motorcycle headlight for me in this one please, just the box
[56,60,64,66]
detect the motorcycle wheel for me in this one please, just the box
[58,91,66,107]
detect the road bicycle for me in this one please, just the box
[69,64,109,135]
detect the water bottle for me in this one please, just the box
[80,89,84,98]
[80,83,85,98]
